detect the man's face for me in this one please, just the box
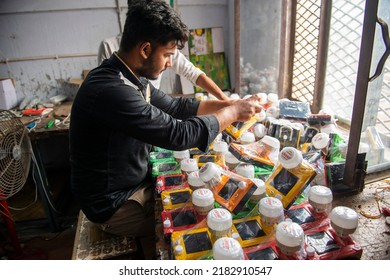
[139,41,177,80]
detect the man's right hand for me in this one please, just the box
[213,94,263,132]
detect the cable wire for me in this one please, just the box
[30,146,61,214]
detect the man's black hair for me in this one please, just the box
[120,0,189,52]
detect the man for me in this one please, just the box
[98,0,229,101]
[70,1,261,241]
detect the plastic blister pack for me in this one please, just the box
[231,215,274,248]
[278,100,311,121]
[243,240,280,260]
[161,188,193,210]
[155,173,188,194]
[193,154,217,167]
[152,161,181,178]
[161,206,204,237]
[224,115,260,140]
[265,147,317,209]
[229,135,280,168]
[149,150,175,163]
[171,225,213,260]
[285,202,330,231]
[199,162,260,214]
[304,223,362,260]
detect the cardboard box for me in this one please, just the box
[0,78,15,91]
[68,69,91,87]
[0,79,18,110]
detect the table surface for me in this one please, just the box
[20,101,72,140]
[19,94,190,140]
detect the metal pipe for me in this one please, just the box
[177,0,226,6]
[0,53,97,64]
[312,0,332,114]
[284,0,297,100]
[234,0,240,93]
[278,0,287,98]
[343,0,379,188]
[0,7,116,16]
[115,0,124,34]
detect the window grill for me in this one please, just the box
[291,0,321,105]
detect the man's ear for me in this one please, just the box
[139,42,152,59]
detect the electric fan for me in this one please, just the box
[0,109,46,259]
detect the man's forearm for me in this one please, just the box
[196,73,229,100]
[197,97,262,133]
[197,99,233,116]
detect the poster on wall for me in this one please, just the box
[180,27,231,95]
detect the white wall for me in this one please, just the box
[0,0,232,105]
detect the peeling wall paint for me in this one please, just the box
[0,0,231,107]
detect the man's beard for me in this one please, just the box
[139,53,163,80]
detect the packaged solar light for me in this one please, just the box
[212,140,229,168]
[265,147,317,209]
[155,173,188,194]
[303,223,362,260]
[231,215,274,248]
[224,114,260,141]
[193,154,217,168]
[161,206,204,237]
[228,135,280,168]
[308,185,333,214]
[234,163,256,178]
[300,125,320,145]
[206,208,233,240]
[329,206,359,238]
[301,133,330,186]
[173,150,190,163]
[151,160,181,178]
[171,223,213,260]
[267,119,302,149]
[284,201,331,231]
[258,197,284,230]
[243,240,280,260]
[275,220,305,259]
[247,178,266,207]
[278,99,310,121]
[191,188,215,216]
[187,171,206,191]
[302,132,330,159]
[160,188,193,210]
[212,237,245,260]
[180,158,199,180]
[199,162,260,214]
[149,150,174,164]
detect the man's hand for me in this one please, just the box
[231,95,262,122]
[212,94,263,132]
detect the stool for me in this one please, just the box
[72,210,144,260]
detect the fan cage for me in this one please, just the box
[0,110,32,200]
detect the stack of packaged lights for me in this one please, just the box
[149,95,363,260]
